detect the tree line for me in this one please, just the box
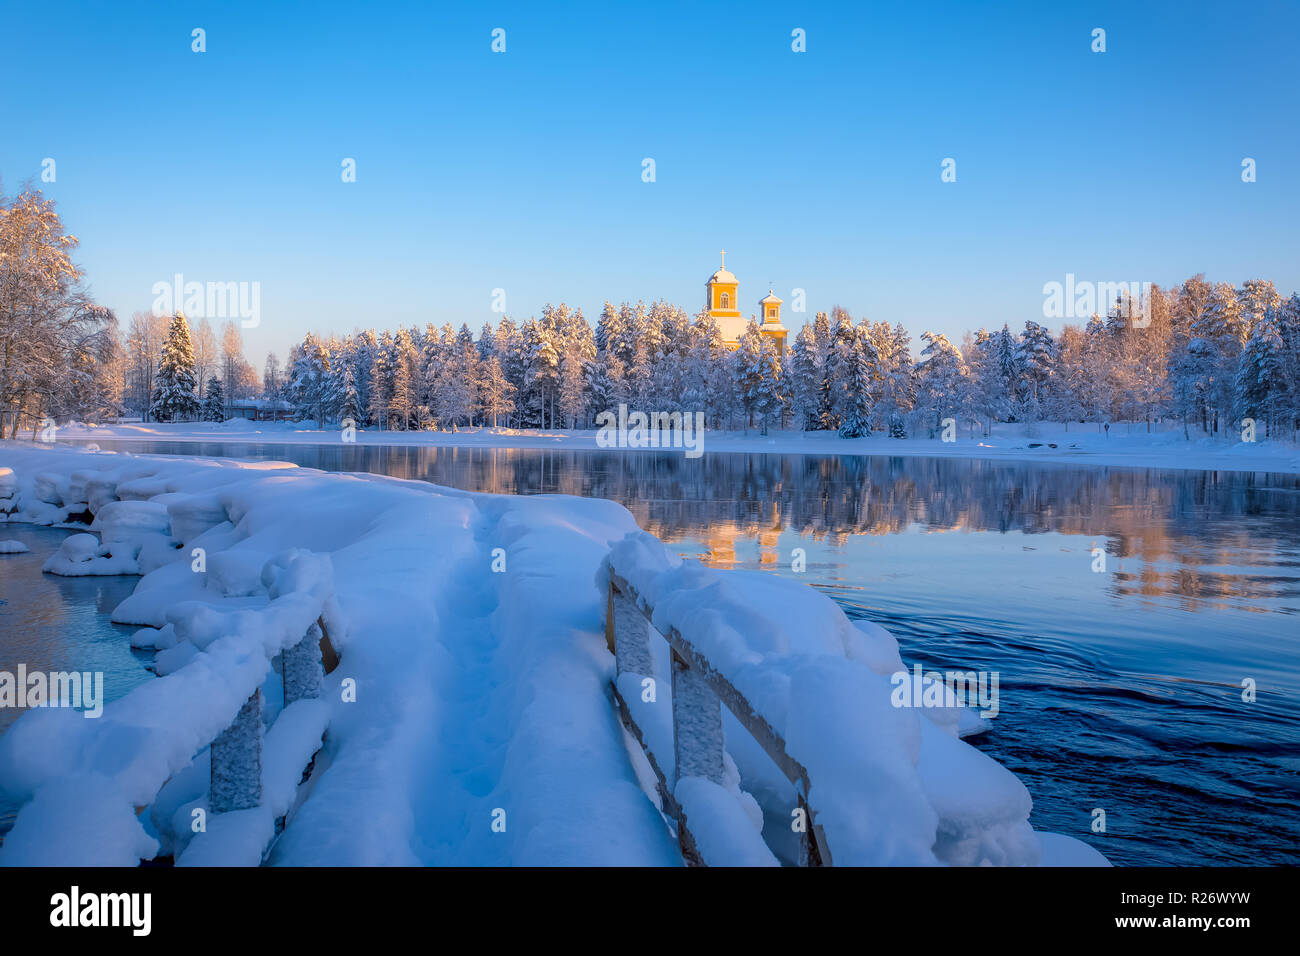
[4,186,1298,441]
[270,279,1300,441]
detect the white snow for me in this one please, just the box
[0,539,30,554]
[604,529,1107,867]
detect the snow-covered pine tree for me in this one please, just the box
[729,319,769,433]
[1234,304,1286,436]
[201,376,225,422]
[837,327,874,439]
[790,324,821,430]
[367,331,395,428]
[915,331,968,434]
[752,334,784,435]
[824,309,860,430]
[1014,320,1057,419]
[287,332,331,426]
[804,311,831,430]
[387,328,418,429]
[150,312,201,422]
[337,362,361,425]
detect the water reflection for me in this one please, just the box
[80,441,1300,615]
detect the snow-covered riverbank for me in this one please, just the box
[42,419,1300,475]
[0,442,1106,866]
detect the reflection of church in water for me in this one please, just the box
[706,251,788,356]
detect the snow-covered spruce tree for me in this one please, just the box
[752,335,784,436]
[287,332,331,427]
[367,331,393,428]
[1234,305,1286,436]
[824,308,861,430]
[810,311,835,430]
[1280,294,1300,439]
[337,362,361,426]
[868,320,914,437]
[150,312,201,422]
[730,319,779,434]
[789,324,821,430]
[201,376,226,422]
[1013,320,1057,420]
[691,309,729,426]
[388,344,415,430]
[915,331,968,435]
[837,328,874,438]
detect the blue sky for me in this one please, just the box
[3,0,1297,363]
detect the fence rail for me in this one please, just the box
[210,617,338,819]
[605,568,831,866]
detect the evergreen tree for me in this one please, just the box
[916,331,968,433]
[337,362,361,425]
[790,324,821,430]
[1234,306,1286,435]
[1014,320,1057,417]
[150,312,201,422]
[201,375,225,422]
[837,328,874,438]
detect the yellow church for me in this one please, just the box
[706,251,788,355]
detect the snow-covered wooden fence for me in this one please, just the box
[605,568,832,866]
[0,455,346,864]
[209,618,338,815]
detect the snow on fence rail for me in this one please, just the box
[0,453,346,866]
[600,530,1099,867]
[1,550,341,866]
[606,569,831,865]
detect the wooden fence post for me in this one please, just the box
[608,579,655,677]
[670,648,724,785]
[210,689,264,813]
[282,622,325,705]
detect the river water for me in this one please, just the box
[3,438,1297,865]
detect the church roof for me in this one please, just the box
[709,268,737,285]
[759,290,782,304]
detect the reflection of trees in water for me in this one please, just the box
[338,446,1300,610]
[105,441,1300,611]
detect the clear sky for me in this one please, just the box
[3,0,1297,364]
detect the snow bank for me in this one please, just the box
[0,539,30,554]
[603,529,1105,867]
[0,445,342,866]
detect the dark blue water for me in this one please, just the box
[0,524,150,845]
[25,439,1300,864]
